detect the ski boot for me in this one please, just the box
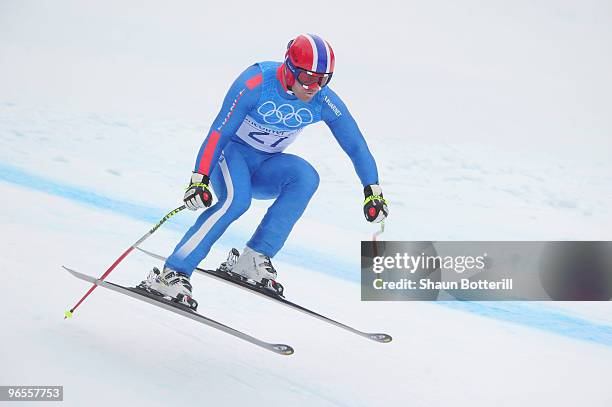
[220,247,284,296]
[137,267,198,311]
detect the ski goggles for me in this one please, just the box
[295,69,333,89]
[286,60,333,90]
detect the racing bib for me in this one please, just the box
[235,115,302,153]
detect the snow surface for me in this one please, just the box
[1,1,611,406]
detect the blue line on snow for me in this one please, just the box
[2,162,612,348]
[437,301,612,347]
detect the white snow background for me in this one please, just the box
[1,1,611,406]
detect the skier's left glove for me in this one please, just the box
[184,172,213,211]
[363,184,389,223]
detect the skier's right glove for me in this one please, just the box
[363,184,389,223]
[183,172,213,211]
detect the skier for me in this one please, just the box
[141,34,389,308]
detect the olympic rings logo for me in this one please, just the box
[257,101,313,128]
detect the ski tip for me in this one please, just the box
[64,310,74,319]
[368,333,392,343]
[271,344,294,356]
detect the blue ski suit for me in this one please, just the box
[165,61,379,276]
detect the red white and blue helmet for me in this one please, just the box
[283,34,335,89]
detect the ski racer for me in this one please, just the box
[141,34,389,309]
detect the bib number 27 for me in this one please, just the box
[247,131,288,148]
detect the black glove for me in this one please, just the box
[183,172,213,210]
[363,184,389,223]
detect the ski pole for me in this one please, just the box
[373,220,385,240]
[64,205,186,319]
[372,221,385,257]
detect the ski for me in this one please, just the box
[136,247,392,343]
[62,266,294,356]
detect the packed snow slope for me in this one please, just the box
[2,182,611,407]
[1,1,612,406]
